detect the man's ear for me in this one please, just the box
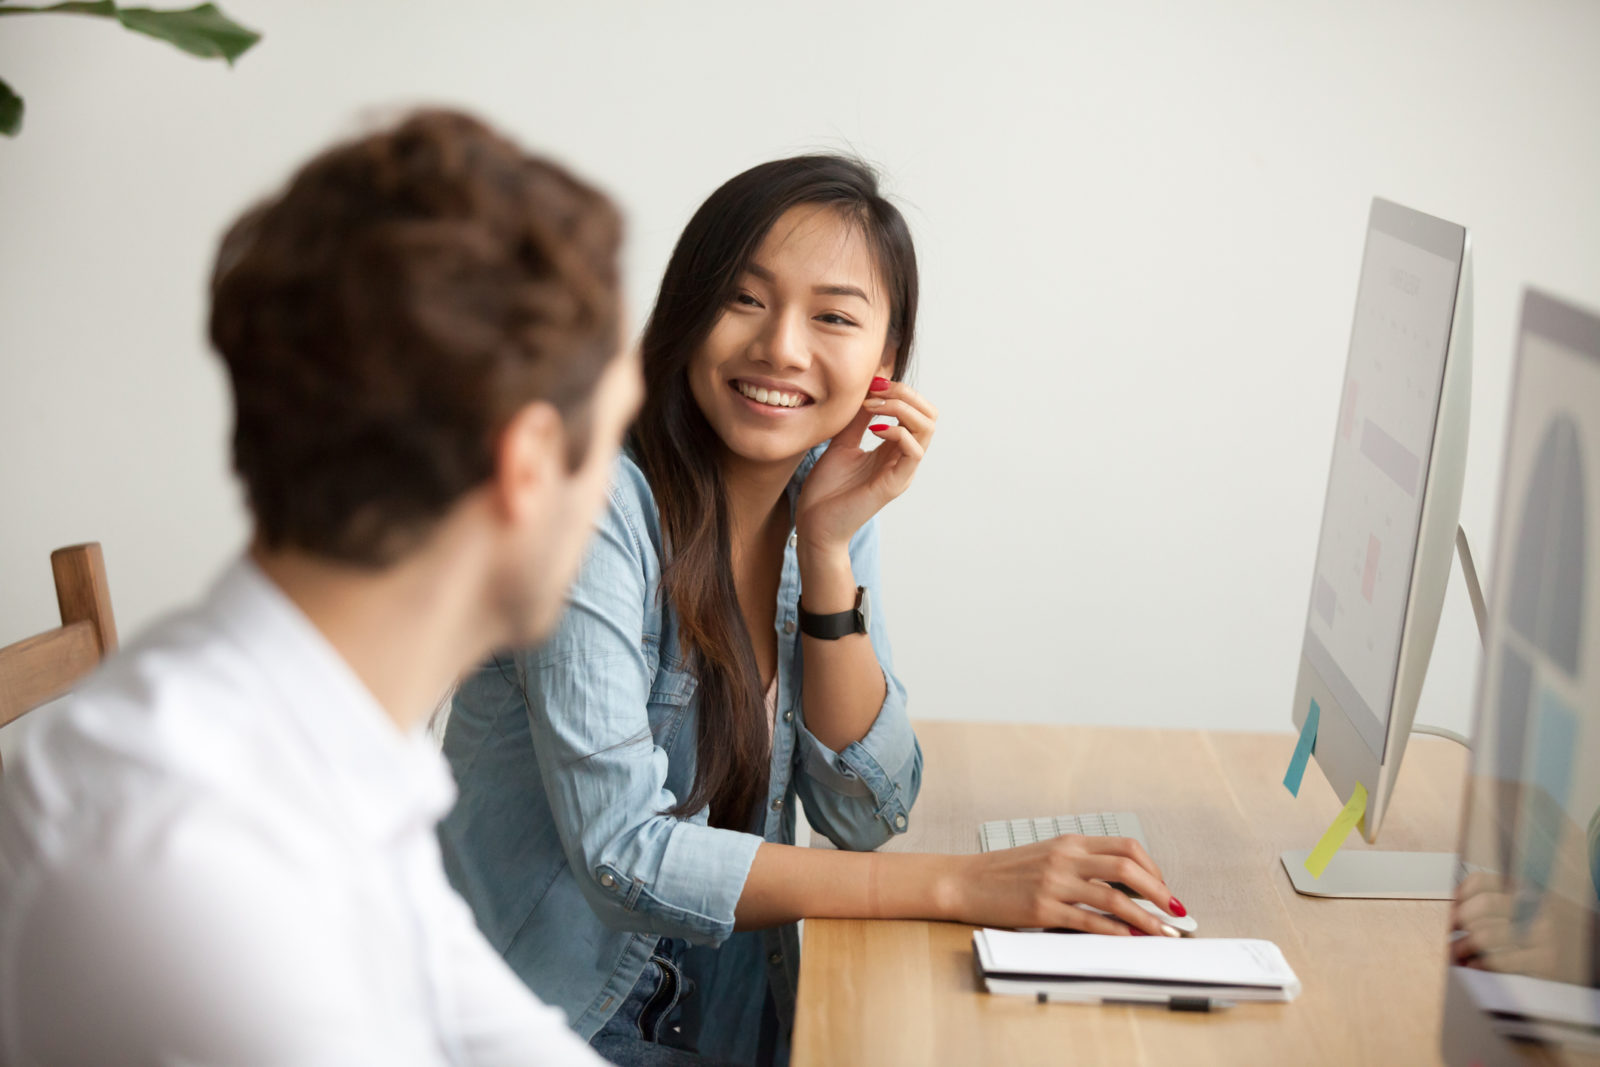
[492,400,565,525]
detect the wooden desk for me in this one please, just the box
[793,722,1470,1066]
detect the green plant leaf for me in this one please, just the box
[114,4,259,63]
[0,3,260,64]
[0,75,22,136]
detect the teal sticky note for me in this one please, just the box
[1283,700,1319,797]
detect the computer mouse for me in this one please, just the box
[1081,896,1199,936]
[1132,897,1198,935]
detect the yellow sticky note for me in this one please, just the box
[1304,781,1368,878]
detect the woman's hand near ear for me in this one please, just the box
[794,376,938,551]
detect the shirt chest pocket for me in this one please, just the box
[645,657,698,759]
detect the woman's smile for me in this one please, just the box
[729,376,816,414]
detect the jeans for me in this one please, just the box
[591,939,737,1066]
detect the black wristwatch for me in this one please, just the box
[798,586,871,640]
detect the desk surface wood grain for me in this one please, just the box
[792,721,1470,1067]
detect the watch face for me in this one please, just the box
[856,586,871,634]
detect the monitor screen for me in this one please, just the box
[1447,291,1600,1062]
[1302,199,1465,760]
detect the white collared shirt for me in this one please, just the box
[0,559,601,1065]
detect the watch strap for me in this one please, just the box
[798,586,868,640]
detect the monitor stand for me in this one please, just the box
[1279,849,1459,899]
[1280,526,1483,902]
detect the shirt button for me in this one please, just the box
[783,710,794,723]
[598,872,617,889]
[783,619,796,635]
[894,814,907,830]
[769,952,783,965]
[788,532,798,548]
[771,797,784,812]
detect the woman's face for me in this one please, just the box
[689,205,894,467]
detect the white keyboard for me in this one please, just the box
[977,811,1149,853]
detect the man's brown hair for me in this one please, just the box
[209,109,623,565]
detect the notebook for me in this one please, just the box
[973,929,1301,1003]
[1454,967,1600,1052]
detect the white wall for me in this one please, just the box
[4,0,1599,766]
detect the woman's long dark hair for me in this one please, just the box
[631,155,919,830]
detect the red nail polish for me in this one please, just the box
[1129,928,1148,936]
[1169,897,1187,917]
[869,423,890,432]
[869,377,891,391]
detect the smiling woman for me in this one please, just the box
[652,162,921,836]
[439,155,1185,1067]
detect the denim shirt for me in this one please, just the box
[439,447,922,1063]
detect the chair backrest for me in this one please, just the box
[0,544,119,769]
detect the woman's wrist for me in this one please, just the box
[930,854,970,922]
[796,538,856,615]
[871,852,970,922]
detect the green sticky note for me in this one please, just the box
[1305,781,1368,878]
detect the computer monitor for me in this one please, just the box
[1441,289,1600,1066]
[1281,197,1474,898]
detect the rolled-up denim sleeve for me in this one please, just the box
[791,518,923,852]
[518,478,759,946]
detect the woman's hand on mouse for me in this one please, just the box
[795,376,938,551]
[940,835,1186,936]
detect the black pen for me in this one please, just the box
[1036,992,1236,1012]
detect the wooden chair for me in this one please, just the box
[0,543,119,772]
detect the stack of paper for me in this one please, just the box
[974,929,1301,1003]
